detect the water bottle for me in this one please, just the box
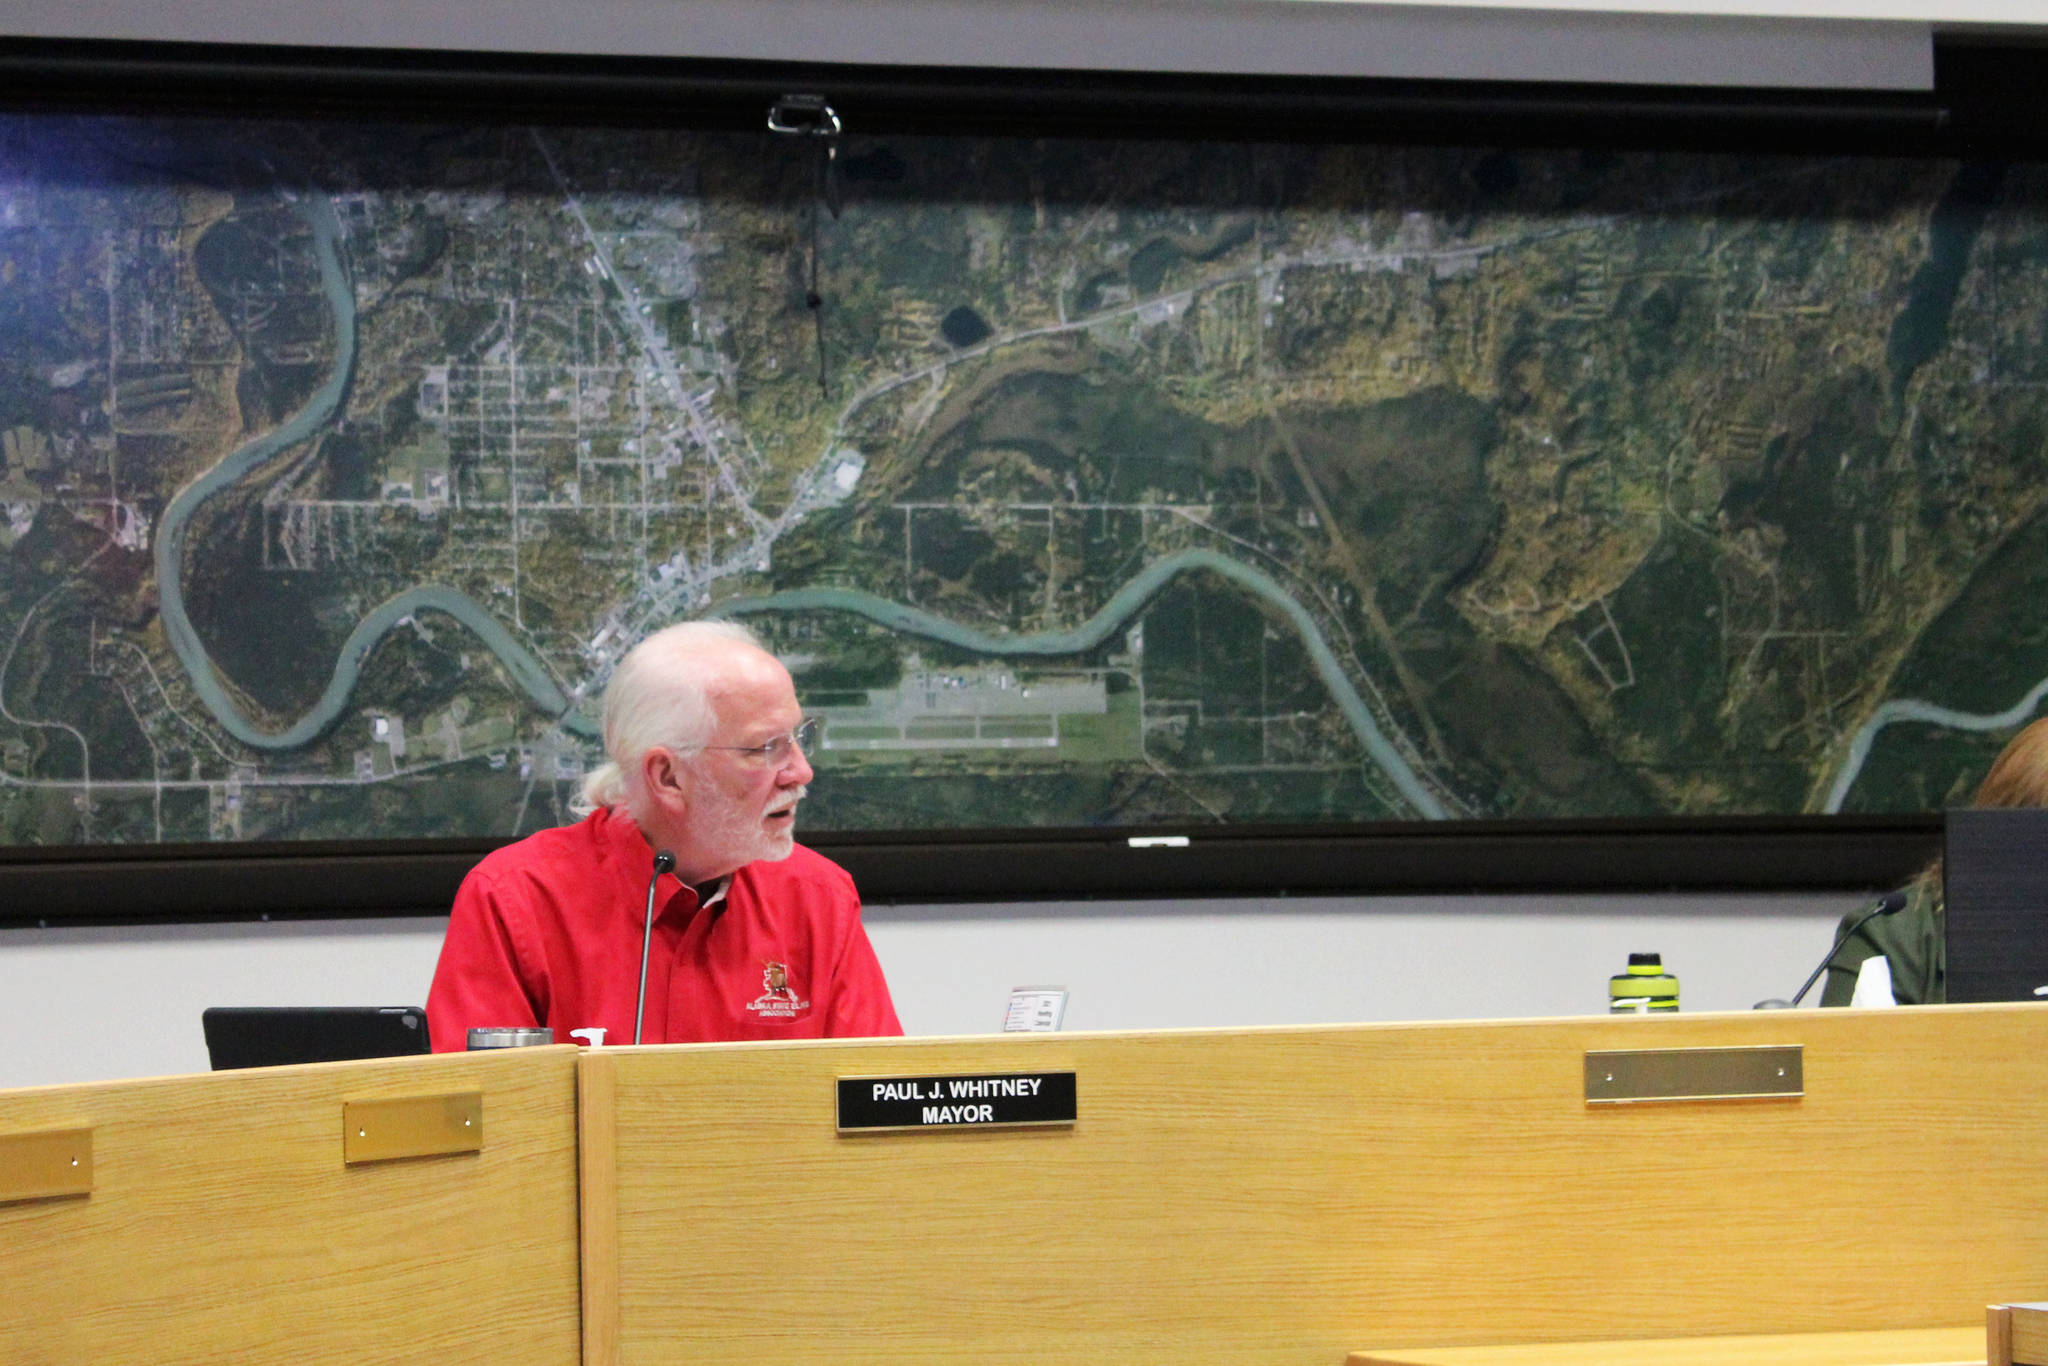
[1609,952,1678,1013]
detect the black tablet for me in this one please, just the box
[202,1006,432,1070]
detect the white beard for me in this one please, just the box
[690,784,804,872]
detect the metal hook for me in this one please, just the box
[767,94,842,138]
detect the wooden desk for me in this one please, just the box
[1350,1327,1985,1366]
[0,1047,581,1366]
[578,1005,2048,1366]
[1988,1301,2048,1365]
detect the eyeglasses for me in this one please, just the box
[692,717,819,767]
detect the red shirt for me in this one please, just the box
[426,807,901,1050]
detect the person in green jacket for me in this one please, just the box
[1821,715,2048,1006]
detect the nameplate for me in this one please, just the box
[837,1071,1077,1132]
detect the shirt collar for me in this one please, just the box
[595,805,735,919]
[596,805,679,912]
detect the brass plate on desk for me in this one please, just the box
[1349,1325,1983,1365]
[0,1125,92,1203]
[342,1093,482,1164]
[1585,1045,1802,1104]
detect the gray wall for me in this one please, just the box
[1,0,1935,87]
[0,890,1862,1088]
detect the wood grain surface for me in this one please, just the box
[585,1005,2048,1366]
[0,1046,580,1366]
[579,1050,620,1366]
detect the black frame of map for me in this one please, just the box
[1,36,2043,924]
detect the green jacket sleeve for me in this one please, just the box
[1818,881,1945,1006]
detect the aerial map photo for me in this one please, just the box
[0,112,2043,845]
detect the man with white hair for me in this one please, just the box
[426,620,901,1049]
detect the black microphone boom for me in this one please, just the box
[1755,889,1909,1010]
[635,850,676,1045]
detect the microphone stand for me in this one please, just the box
[635,851,676,1045]
[1754,890,1908,1009]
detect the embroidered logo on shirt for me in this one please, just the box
[746,960,810,1019]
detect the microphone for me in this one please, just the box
[635,850,675,1045]
[1754,889,1909,1009]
